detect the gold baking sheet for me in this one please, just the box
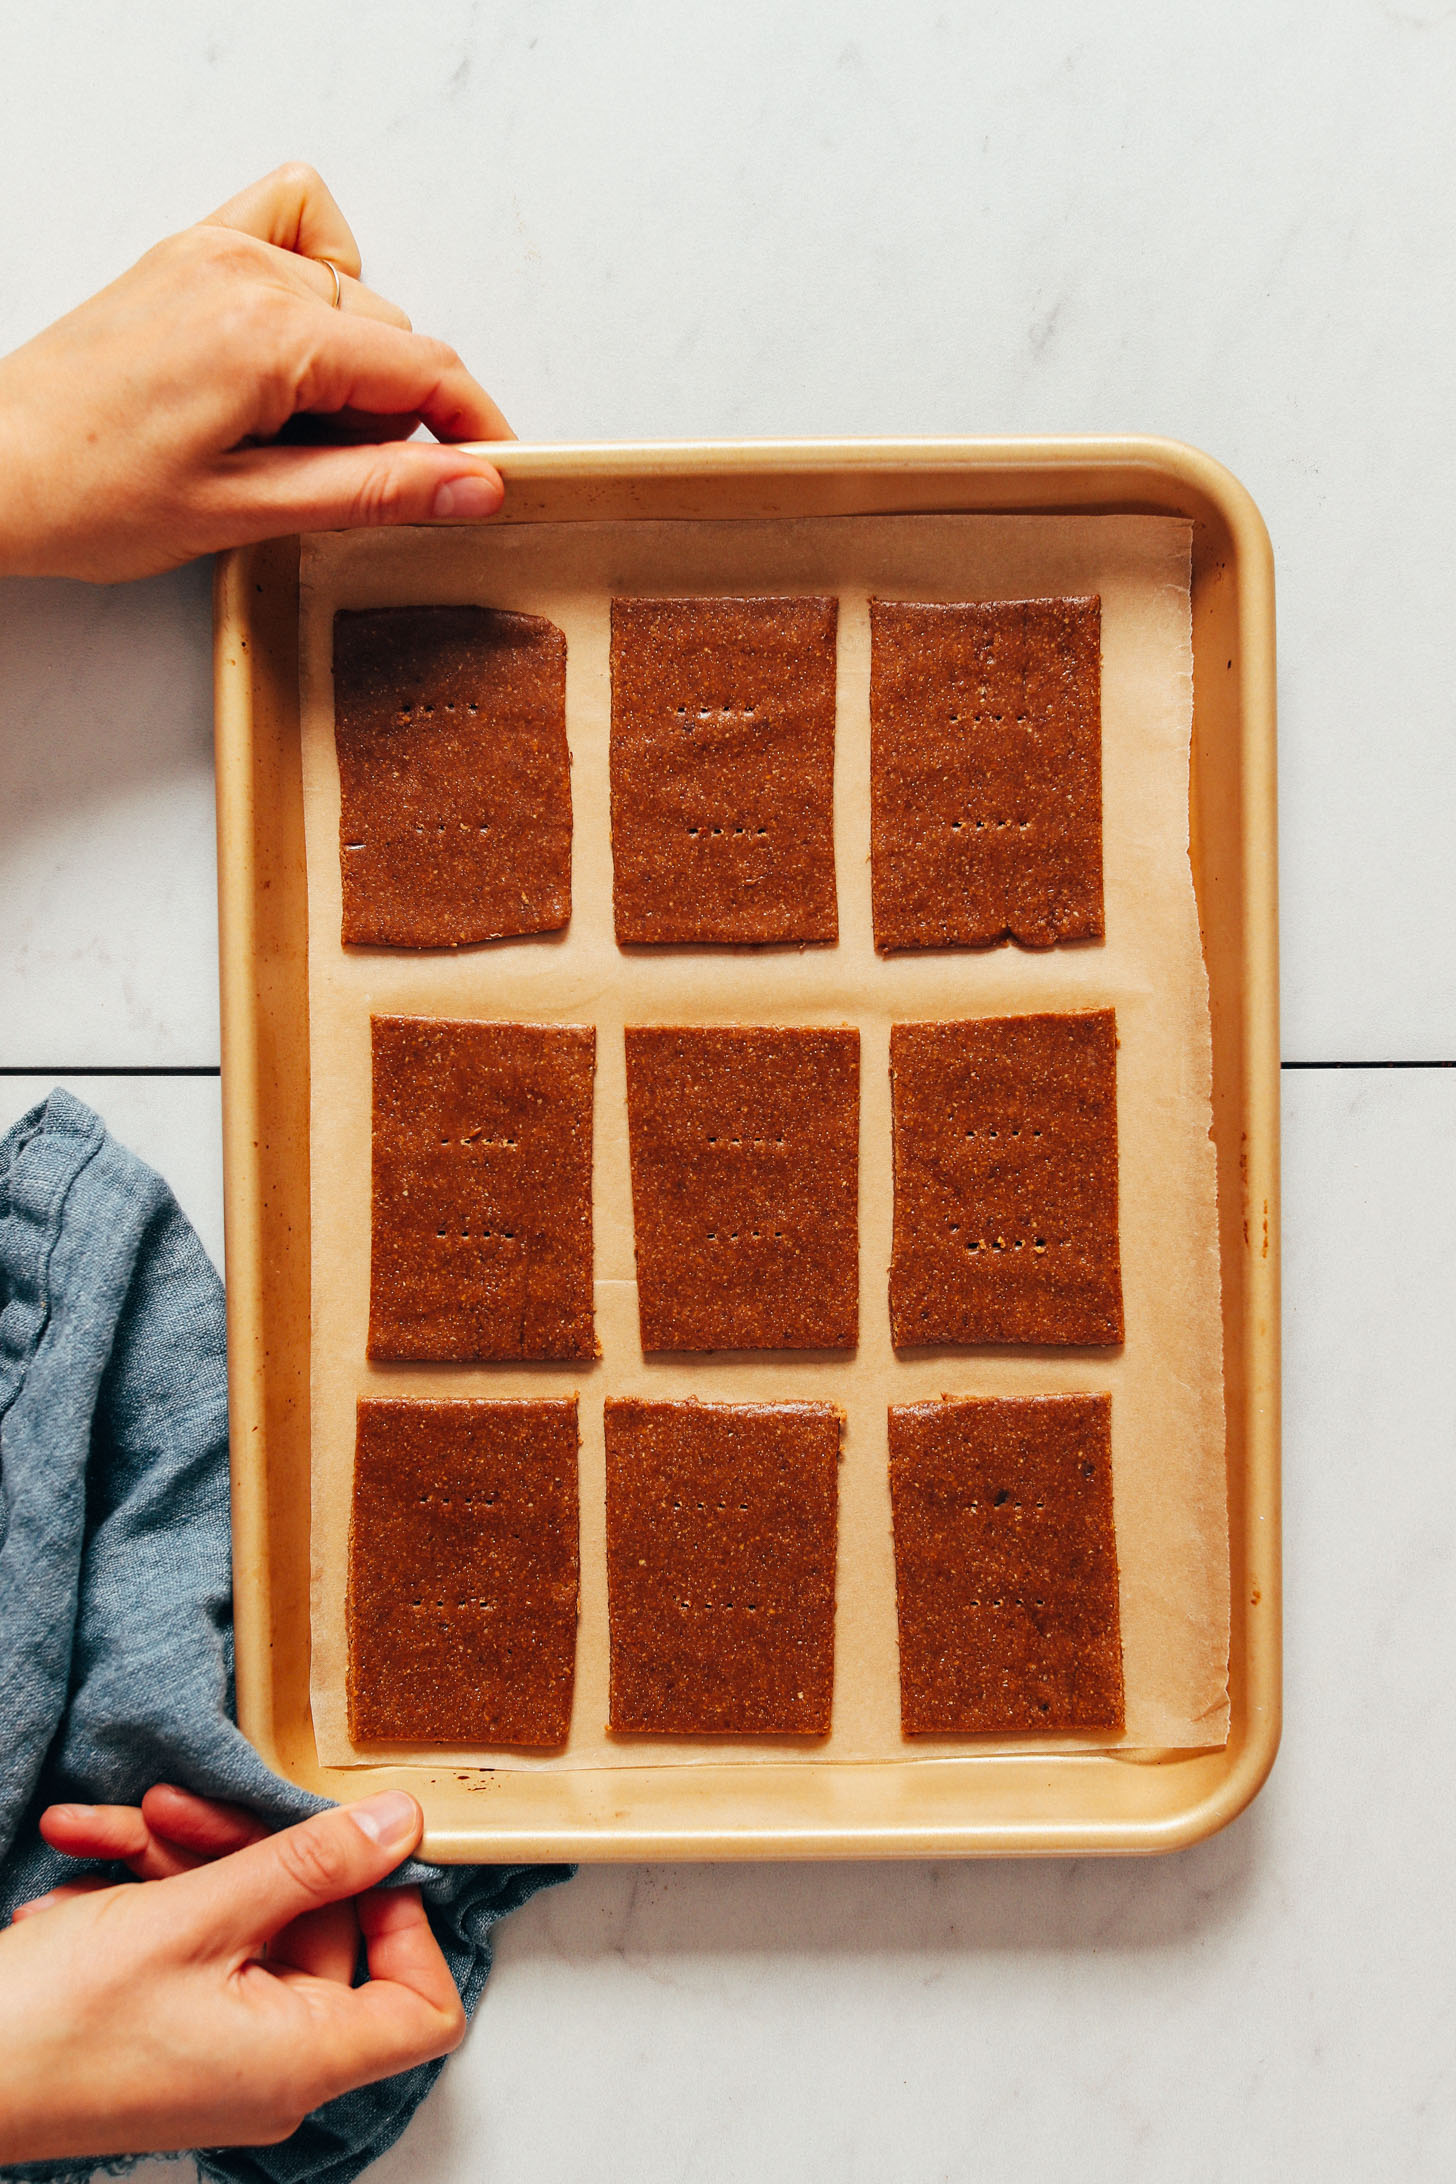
[296,512,1227,1771]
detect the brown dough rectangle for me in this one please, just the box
[889,1394,1124,1735]
[624,1024,859,1351]
[368,1015,596,1361]
[347,1397,580,1746]
[889,1010,1123,1347]
[334,605,571,948]
[870,596,1103,951]
[609,596,839,945]
[605,1397,839,1736]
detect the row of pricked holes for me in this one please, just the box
[672,819,1033,838]
[390,702,1041,724]
[355,813,1034,841]
[428,1125,1041,1152]
[689,1230,1063,1251]
[674,702,1046,729]
[687,1230,1066,1253]
[949,1230,1062,1255]
[951,1122,1043,1139]
[408,1482,1066,1518]
[389,700,763,727]
[344,819,492,848]
[679,819,1034,838]
[428,1132,1043,1170]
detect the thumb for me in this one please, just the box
[208,441,505,545]
[176,1792,423,1951]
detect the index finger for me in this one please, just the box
[203,161,362,279]
[251,1886,463,2106]
[40,1800,202,1880]
[174,1794,422,1949]
[306,1886,465,2085]
[357,1884,461,2016]
[141,1783,272,1859]
[269,1954,465,2107]
[294,313,513,442]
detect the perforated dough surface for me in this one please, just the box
[298,512,1229,1768]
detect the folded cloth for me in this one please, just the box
[0,1090,571,2184]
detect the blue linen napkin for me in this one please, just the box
[0,1089,571,2184]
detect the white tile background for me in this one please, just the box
[2,1,1453,2177]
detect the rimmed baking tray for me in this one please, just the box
[213,436,1279,1860]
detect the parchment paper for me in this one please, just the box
[298,514,1229,1768]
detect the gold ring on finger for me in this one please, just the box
[317,257,343,310]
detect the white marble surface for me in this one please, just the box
[53,1069,1456,2182]
[0,567,219,1068]
[0,1076,224,1273]
[3,4,1455,2179]
[2,1,1455,1062]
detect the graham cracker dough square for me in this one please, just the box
[334,605,571,948]
[870,596,1103,951]
[889,1394,1124,1735]
[889,1010,1123,1347]
[609,595,839,945]
[624,1024,859,1351]
[368,1015,596,1362]
[604,1397,840,1736]
[347,1397,579,1746]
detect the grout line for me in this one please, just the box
[0,1065,222,1078]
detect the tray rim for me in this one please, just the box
[214,432,1280,1861]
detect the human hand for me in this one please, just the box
[0,163,511,582]
[22,1781,363,1981]
[0,1789,465,2163]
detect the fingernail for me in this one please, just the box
[431,473,501,520]
[52,1804,96,1821]
[349,1791,420,1854]
[14,1890,59,1918]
